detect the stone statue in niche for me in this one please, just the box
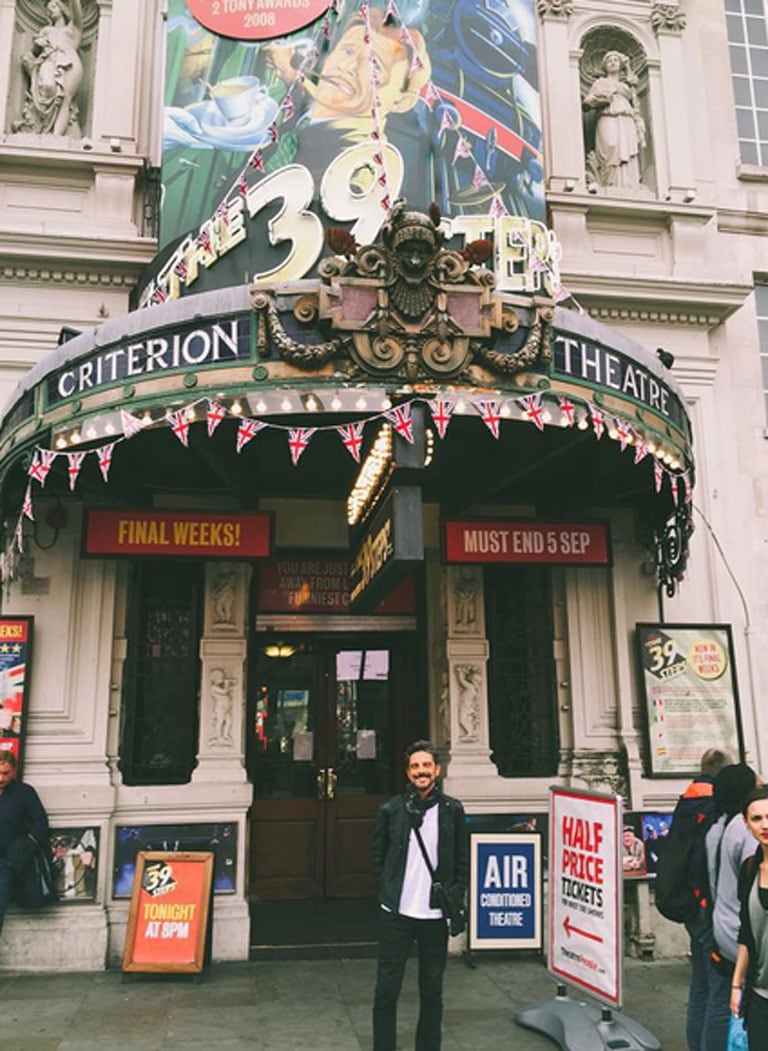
[582,50,646,190]
[210,568,236,627]
[209,667,236,745]
[16,0,84,136]
[451,567,478,631]
[455,663,482,742]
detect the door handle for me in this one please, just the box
[316,768,326,799]
[326,768,337,799]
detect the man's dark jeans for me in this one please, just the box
[373,909,448,1051]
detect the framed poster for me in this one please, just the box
[50,826,100,902]
[113,823,237,898]
[468,831,542,952]
[122,852,214,974]
[636,624,744,778]
[548,786,623,1009]
[0,615,33,774]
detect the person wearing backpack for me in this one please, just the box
[702,763,758,1050]
[656,749,731,1051]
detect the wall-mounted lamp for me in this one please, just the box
[263,643,296,659]
[33,501,68,551]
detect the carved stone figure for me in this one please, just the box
[451,567,479,631]
[455,663,481,742]
[209,667,235,745]
[582,50,646,190]
[650,3,687,34]
[16,0,84,136]
[536,0,574,16]
[211,568,236,627]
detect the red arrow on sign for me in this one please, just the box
[563,915,604,943]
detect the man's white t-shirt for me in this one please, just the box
[398,805,443,920]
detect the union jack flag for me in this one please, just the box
[428,398,453,439]
[21,485,34,521]
[453,136,473,162]
[27,450,51,485]
[268,123,279,144]
[385,404,415,444]
[424,82,441,108]
[489,195,508,219]
[438,109,455,135]
[236,418,266,454]
[478,399,502,439]
[174,257,189,280]
[589,404,605,440]
[633,436,649,465]
[168,410,190,447]
[670,475,679,505]
[238,174,248,197]
[337,422,365,462]
[251,151,265,172]
[281,93,295,121]
[683,472,692,504]
[287,427,316,466]
[14,514,24,553]
[121,410,143,439]
[471,165,489,190]
[520,393,545,431]
[67,451,86,491]
[206,400,227,437]
[614,418,632,452]
[198,227,213,254]
[97,443,115,482]
[380,193,391,212]
[557,396,576,427]
[653,460,664,493]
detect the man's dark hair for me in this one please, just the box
[700,748,732,777]
[742,785,768,816]
[0,749,18,768]
[405,740,439,765]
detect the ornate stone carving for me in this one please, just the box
[570,750,628,799]
[210,567,236,629]
[15,0,85,136]
[251,202,553,383]
[650,3,687,34]
[450,566,480,634]
[208,667,236,746]
[582,50,646,190]
[536,0,574,17]
[455,663,482,743]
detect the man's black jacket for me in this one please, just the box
[372,790,468,916]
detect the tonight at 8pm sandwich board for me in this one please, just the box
[549,786,623,1007]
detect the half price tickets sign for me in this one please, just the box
[548,787,622,1007]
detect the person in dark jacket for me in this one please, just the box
[0,749,49,936]
[372,740,467,1051]
[730,785,768,1044]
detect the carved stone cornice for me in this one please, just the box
[650,3,687,34]
[537,0,574,17]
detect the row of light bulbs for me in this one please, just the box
[50,392,684,473]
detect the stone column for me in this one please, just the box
[536,1,584,192]
[0,0,16,134]
[441,565,499,806]
[651,3,695,203]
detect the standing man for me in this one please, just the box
[372,740,467,1051]
[0,750,49,936]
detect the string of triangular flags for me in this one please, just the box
[143,0,581,314]
[10,392,692,562]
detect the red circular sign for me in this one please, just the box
[186,0,331,41]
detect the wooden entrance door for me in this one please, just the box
[247,635,408,900]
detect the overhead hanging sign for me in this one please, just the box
[443,520,610,565]
[548,786,622,1009]
[349,486,423,612]
[84,510,272,559]
[257,550,415,614]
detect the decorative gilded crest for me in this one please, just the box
[250,201,553,382]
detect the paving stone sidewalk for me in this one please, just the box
[0,955,691,1050]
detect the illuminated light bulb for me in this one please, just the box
[559,416,570,428]
[647,441,656,454]
[306,396,318,412]
[577,416,589,431]
[663,452,674,465]
[56,436,67,449]
[381,396,391,410]
[185,405,196,421]
[231,400,243,415]
[255,399,267,414]
[455,400,466,414]
[331,396,342,411]
[608,427,619,441]
[542,410,552,424]
[500,403,512,418]
[356,397,367,410]
[141,411,152,426]
[671,460,681,471]
[105,422,115,435]
[70,431,82,444]
[86,426,97,439]
[281,398,292,411]
[654,447,665,459]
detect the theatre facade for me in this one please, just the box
[0,0,765,970]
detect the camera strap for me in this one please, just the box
[412,824,437,882]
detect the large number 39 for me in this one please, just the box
[245,142,404,284]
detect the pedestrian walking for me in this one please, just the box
[730,785,768,1045]
[0,748,50,937]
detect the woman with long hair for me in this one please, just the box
[730,785,768,1044]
